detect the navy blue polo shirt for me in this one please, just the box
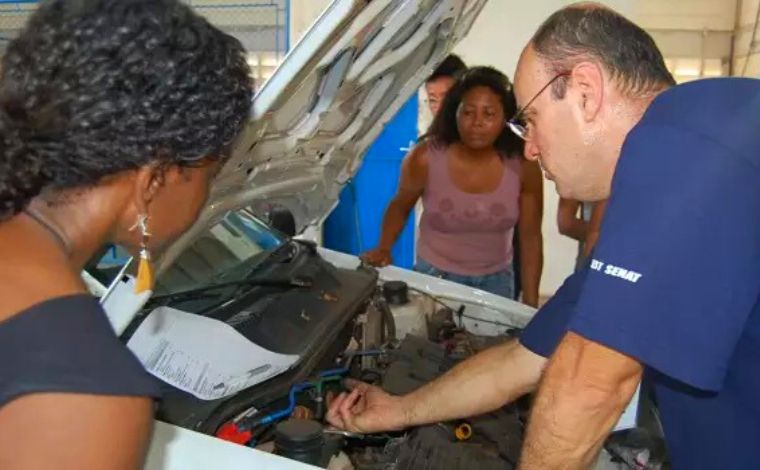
[520,78,760,470]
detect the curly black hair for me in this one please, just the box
[426,66,523,159]
[0,0,253,220]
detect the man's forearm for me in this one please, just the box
[399,339,545,427]
[519,332,642,469]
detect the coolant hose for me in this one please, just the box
[376,298,396,342]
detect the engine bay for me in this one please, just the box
[118,237,665,470]
[124,237,528,469]
[206,280,528,470]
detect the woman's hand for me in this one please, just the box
[360,247,393,267]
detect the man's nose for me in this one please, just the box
[523,139,540,161]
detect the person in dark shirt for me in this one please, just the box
[513,5,760,469]
[0,1,252,468]
[330,4,760,469]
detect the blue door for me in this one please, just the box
[323,95,418,269]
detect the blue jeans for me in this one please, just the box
[414,259,515,299]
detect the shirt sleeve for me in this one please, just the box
[570,124,760,392]
[0,295,161,406]
[520,265,588,357]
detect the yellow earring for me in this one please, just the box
[132,214,154,294]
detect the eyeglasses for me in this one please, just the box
[507,72,570,141]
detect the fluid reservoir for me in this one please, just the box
[274,419,325,466]
[383,281,428,339]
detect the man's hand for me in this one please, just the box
[326,379,409,433]
[360,248,392,268]
[327,340,545,434]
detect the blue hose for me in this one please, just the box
[317,367,348,378]
[256,382,314,425]
[249,349,386,427]
[254,371,346,426]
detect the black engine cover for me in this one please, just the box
[127,242,378,432]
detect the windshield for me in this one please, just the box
[86,209,285,296]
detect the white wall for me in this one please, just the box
[733,0,760,77]
[453,0,633,297]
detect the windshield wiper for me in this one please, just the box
[147,276,313,306]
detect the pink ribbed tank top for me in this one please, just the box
[417,143,521,276]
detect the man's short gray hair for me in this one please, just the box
[532,4,675,98]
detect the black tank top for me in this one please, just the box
[0,294,160,406]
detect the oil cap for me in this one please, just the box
[274,419,324,465]
[382,280,409,305]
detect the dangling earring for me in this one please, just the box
[131,214,154,294]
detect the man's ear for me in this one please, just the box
[132,164,166,214]
[570,61,604,122]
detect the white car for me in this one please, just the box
[86,1,655,468]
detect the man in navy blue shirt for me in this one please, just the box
[329,4,759,469]
[513,4,760,469]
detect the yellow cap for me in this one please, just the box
[454,423,472,441]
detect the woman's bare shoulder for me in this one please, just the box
[400,140,434,184]
[406,140,432,164]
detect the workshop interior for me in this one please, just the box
[0,0,755,469]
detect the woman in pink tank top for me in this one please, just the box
[362,67,544,306]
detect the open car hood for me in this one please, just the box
[161,0,486,267]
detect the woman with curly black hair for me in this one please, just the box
[0,0,252,467]
[362,67,543,305]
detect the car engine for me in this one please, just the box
[122,239,528,469]
[206,280,528,470]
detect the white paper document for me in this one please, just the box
[127,307,299,401]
